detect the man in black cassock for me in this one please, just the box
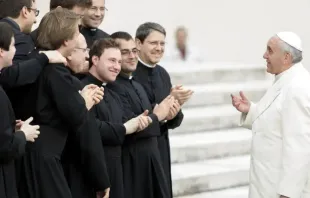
[16,8,110,198]
[132,22,193,196]
[0,0,38,63]
[80,0,110,47]
[59,33,103,198]
[81,38,152,198]
[109,31,176,198]
[0,0,69,122]
[0,22,40,198]
[31,0,92,44]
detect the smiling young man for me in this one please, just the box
[81,38,152,198]
[80,0,110,47]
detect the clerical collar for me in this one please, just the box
[86,73,104,87]
[274,63,301,83]
[102,82,107,86]
[119,72,133,80]
[138,58,156,68]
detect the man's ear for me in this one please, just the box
[91,56,99,67]
[284,52,291,64]
[0,48,4,58]
[20,6,30,19]
[135,38,142,51]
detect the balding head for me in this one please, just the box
[67,33,89,73]
[76,33,87,49]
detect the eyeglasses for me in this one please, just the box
[89,6,108,13]
[121,48,139,56]
[75,47,90,53]
[27,8,40,17]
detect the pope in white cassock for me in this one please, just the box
[231,32,310,198]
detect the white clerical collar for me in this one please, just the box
[102,82,107,86]
[274,63,301,83]
[138,57,156,68]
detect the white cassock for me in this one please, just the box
[240,63,310,198]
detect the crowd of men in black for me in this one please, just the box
[0,0,194,198]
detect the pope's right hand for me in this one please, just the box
[231,91,251,113]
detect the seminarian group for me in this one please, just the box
[0,0,195,198]
[2,1,310,198]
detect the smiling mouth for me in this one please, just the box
[110,70,119,75]
[91,18,102,22]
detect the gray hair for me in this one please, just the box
[277,36,303,64]
[135,22,166,43]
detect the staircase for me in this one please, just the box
[164,62,272,197]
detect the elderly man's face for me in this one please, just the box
[263,36,290,75]
[67,33,89,73]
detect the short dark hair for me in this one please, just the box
[50,0,92,10]
[0,0,34,19]
[110,31,133,41]
[0,22,14,51]
[135,22,166,43]
[89,38,119,67]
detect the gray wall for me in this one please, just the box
[36,0,310,69]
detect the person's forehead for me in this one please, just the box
[145,30,165,41]
[91,0,105,6]
[267,36,280,48]
[103,48,121,57]
[119,39,135,48]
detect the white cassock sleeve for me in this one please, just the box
[239,102,256,130]
[277,88,310,197]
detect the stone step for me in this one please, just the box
[171,104,240,135]
[183,80,270,108]
[172,155,250,197]
[175,186,249,198]
[170,128,252,164]
[165,63,268,85]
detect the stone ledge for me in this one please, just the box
[172,155,250,197]
[170,128,252,163]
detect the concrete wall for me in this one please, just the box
[36,0,310,69]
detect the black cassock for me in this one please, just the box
[61,70,110,198]
[133,61,184,196]
[0,54,49,121]
[82,73,126,198]
[0,86,26,198]
[79,26,110,47]
[17,63,110,198]
[0,18,35,63]
[108,73,171,198]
